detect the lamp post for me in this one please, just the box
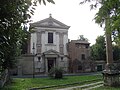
[32,43,35,78]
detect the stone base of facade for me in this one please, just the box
[102,64,120,87]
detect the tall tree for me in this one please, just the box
[81,0,120,44]
[81,0,120,64]
[90,35,106,60]
[0,0,32,71]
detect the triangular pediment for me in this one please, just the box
[30,15,70,29]
[43,49,59,55]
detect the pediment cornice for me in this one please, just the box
[30,15,70,29]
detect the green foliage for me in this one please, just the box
[90,36,106,60]
[0,0,55,72]
[113,45,120,61]
[81,0,120,45]
[48,67,63,79]
[96,0,120,44]
[37,0,55,5]
[0,0,34,71]
[91,35,120,61]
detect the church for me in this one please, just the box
[29,14,70,74]
[15,14,98,76]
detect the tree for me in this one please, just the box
[0,0,55,72]
[91,35,120,61]
[90,35,106,60]
[37,0,55,5]
[81,0,120,86]
[83,0,120,59]
[81,0,120,63]
[81,0,120,45]
[0,0,32,72]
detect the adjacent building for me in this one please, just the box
[68,39,95,73]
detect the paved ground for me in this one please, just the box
[56,81,103,90]
[82,84,103,90]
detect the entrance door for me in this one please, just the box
[48,58,56,72]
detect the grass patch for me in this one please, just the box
[53,79,102,90]
[1,75,102,90]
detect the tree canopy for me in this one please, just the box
[0,0,55,71]
[91,35,120,61]
[81,0,120,45]
[90,35,106,60]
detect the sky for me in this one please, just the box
[31,0,105,45]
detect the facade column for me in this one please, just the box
[45,57,48,73]
[55,57,58,67]
[27,34,31,54]
[59,33,64,54]
[36,32,42,54]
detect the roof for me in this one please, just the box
[71,40,90,44]
[30,14,70,29]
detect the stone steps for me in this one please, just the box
[56,81,103,90]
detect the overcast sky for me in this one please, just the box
[31,0,104,45]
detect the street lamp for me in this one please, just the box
[32,42,35,78]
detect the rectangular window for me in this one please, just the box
[81,54,85,60]
[75,43,80,48]
[48,32,53,43]
[85,45,89,48]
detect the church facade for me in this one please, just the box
[15,15,104,76]
[29,15,70,74]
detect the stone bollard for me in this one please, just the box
[102,64,119,87]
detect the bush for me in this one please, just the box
[48,67,63,79]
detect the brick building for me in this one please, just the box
[68,39,95,73]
